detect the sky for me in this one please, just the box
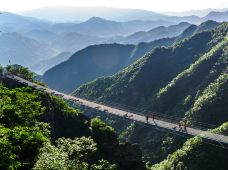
[0,0,228,13]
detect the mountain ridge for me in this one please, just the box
[43,21,221,92]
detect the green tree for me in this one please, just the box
[0,85,45,127]
[91,160,118,170]
[0,125,48,169]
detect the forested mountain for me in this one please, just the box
[108,22,191,44]
[73,23,228,167]
[0,67,146,170]
[43,21,220,93]
[74,24,227,106]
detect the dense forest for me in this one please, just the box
[74,23,228,169]
[0,69,146,170]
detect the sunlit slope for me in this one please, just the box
[74,23,228,110]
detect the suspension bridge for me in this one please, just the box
[4,74,228,147]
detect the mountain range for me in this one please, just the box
[1,10,228,74]
[0,12,187,72]
[74,23,228,106]
[20,6,228,23]
[107,22,191,44]
[42,20,220,93]
[19,6,193,22]
[49,17,176,37]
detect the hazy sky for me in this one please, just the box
[0,0,228,13]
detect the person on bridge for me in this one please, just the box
[152,113,155,121]
[179,121,183,131]
[146,114,149,123]
[183,120,187,132]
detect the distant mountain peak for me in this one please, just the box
[178,22,191,25]
[84,16,116,24]
[88,16,106,21]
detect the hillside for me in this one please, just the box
[152,36,228,125]
[150,123,228,170]
[0,67,146,170]
[73,23,228,164]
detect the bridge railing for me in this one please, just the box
[75,95,228,136]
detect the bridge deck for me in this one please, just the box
[6,74,228,144]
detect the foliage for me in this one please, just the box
[91,159,118,170]
[7,65,34,81]
[150,123,228,170]
[0,125,48,169]
[34,137,117,170]
[0,85,45,127]
[57,136,97,163]
[90,117,115,134]
[0,79,145,169]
